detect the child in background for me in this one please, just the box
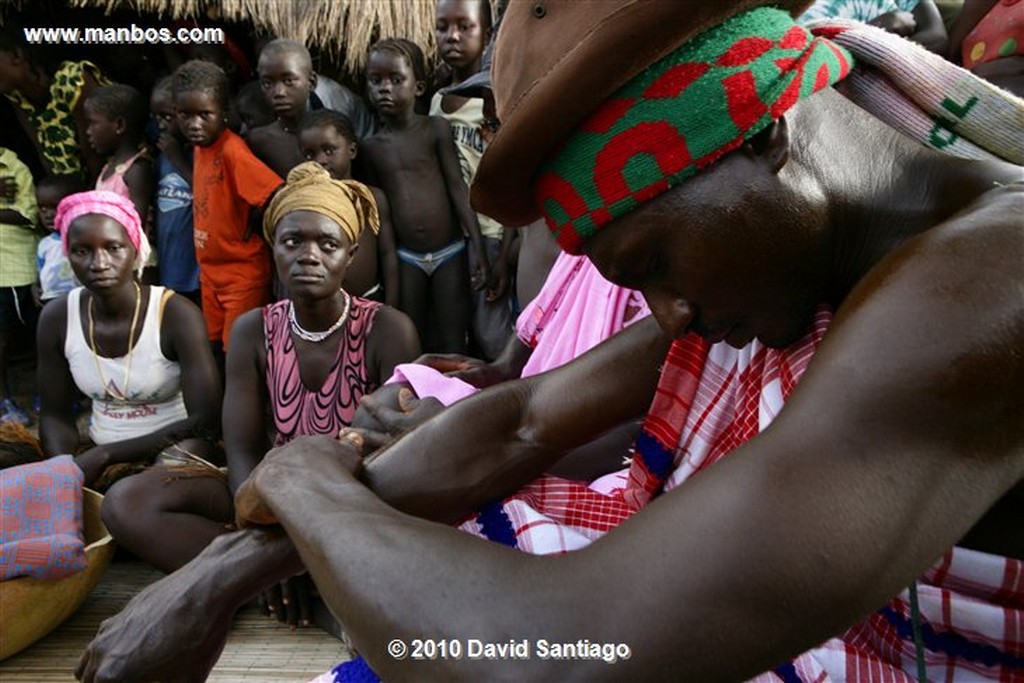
[84,84,154,227]
[246,39,316,176]
[150,77,200,305]
[298,109,399,306]
[34,174,86,306]
[433,0,514,360]
[361,38,488,353]
[173,60,282,358]
[234,81,276,135]
[0,148,38,426]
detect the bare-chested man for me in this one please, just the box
[78,2,1023,682]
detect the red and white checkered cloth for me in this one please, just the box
[457,307,1024,679]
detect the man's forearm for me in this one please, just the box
[188,527,303,608]
[363,318,668,522]
[267,462,562,683]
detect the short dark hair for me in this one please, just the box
[259,38,313,74]
[151,75,173,98]
[36,173,87,198]
[85,84,148,138]
[298,109,357,145]
[368,38,428,83]
[234,80,275,129]
[173,59,231,110]
[437,0,493,30]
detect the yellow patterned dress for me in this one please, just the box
[5,60,110,176]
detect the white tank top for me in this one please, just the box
[65,286,188,444]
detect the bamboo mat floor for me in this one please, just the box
[0,561,351,682]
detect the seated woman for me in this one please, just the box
[37,190,221,493]
[99,163,420,578]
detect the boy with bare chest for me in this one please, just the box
[245,39,314,177]
[360,38,488,353]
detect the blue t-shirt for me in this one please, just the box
[155,153,200,293]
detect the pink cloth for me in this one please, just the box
[387,364,477,407]
[516,252,648,378]
[95,148,148,198]
[386,252,650,408]
[55,190,151,269]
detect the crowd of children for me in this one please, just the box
[0,0,516,427]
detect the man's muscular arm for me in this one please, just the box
[362,316,667,521]
[252,196,1024,682]
[76,317,668,682]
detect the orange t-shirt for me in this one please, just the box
[192,129,282,289]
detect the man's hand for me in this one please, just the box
[414,353,486,375]
[350,385,445,451]
[235,436,364,528]
[415,352,511,389]
[76,557,237,682]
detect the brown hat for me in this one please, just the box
[471,0,813,227]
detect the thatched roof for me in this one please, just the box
[67,0,438,75]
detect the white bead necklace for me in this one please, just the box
[288,290,351,343]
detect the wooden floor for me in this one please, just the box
[0,561,351,682]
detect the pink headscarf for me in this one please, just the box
[55,190,151,272]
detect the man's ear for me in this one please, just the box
[309,71,318,91]
[745,116,790,174]
[415,80,426,97]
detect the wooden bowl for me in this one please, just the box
[0,489,115,661]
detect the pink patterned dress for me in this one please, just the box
[263,296,381,446]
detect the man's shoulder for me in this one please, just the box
[823,182,1024,426]
[914,183,1023,268]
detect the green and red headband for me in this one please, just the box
[534,7,853,254]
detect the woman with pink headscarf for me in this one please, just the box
[36,191,225,539]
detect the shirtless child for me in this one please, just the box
[245,39,313,176]
[298,109,399,306]
[360,38,489,353]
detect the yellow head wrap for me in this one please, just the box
[263,162,379,246]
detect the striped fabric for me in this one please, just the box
[457,307,831,551]
[758,545,1024,681]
